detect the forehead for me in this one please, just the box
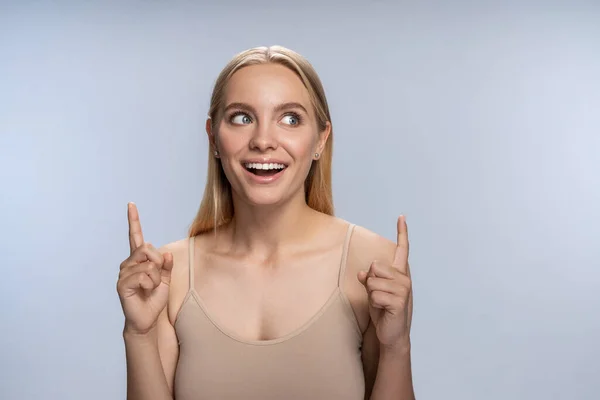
[224,63,311,108]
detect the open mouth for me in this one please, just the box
[243,162,287,176]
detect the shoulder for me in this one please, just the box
[340,222,397,333]
[347,223,397,270]
[158,238,192,325]
[159,237,189,256]
[159,237,191,281]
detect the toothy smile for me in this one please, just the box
[243,162,287,176]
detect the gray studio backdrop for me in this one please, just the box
[1,1,599,399]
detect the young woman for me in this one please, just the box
[117,45,415,400]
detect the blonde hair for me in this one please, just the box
[188,45,334,237]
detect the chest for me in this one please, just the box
[192,250,343,342]
[174,293,366,400]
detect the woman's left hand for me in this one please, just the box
[358,215,412,351]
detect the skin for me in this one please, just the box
[117,63,415,400]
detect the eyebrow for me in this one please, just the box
[223,102,309,115]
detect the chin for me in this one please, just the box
[243,189,287,207]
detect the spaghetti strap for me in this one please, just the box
[188,236,195,291]
[337,223,356,289]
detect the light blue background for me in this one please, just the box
[1,1,599,399]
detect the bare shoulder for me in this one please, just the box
[342,223,397,333]
[159,237,190,280]
[347,224,397,271]
[158,238,191,326]
[159,237,189,261]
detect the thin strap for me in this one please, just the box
[188,236,195,291]
[337,223,356,288]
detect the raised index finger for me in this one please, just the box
[392,215,409,273]
[127,202,144,253]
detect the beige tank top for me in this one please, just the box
[173,223,365,399]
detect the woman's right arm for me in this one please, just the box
[117,203,180,400]
[124,307,179,400]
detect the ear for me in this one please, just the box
[315,121,332,155]
[206,118,217,150]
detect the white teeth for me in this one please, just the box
[244,162,286,170]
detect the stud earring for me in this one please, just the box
[314,152,320,159]
[214,150,219,157]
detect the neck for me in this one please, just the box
[226,192,319,258]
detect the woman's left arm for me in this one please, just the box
[359,216,415,400]
[362,319,415,400]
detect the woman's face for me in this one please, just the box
[210,63,330,208]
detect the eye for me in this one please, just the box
[230,112,252,125]
[280,113,302,126]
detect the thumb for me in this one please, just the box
[161,252,174,284]
[357,270,368,286]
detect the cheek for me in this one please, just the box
[281,133,317,159]
[214,129,247,180]
[217,127,245,153]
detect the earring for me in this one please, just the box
[314,152,320,159]
[214,150,219,157]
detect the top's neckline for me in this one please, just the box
[180,286,343,346]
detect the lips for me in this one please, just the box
[241,160,288,183]
[243,161,287,176]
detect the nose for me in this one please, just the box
[248,122,278,152]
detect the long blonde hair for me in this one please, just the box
[188,45,334,237]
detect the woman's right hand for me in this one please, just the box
[117,203,174,336]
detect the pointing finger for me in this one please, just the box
[128,202,144,254]
[392,215,409,273]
